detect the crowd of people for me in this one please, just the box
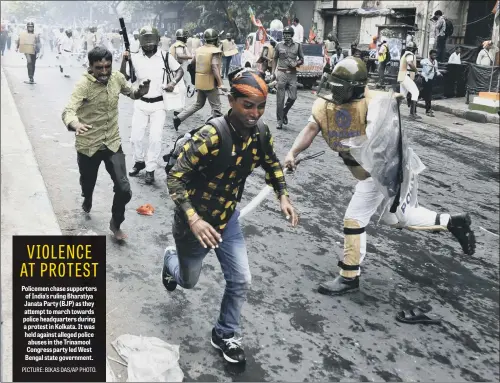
[27,13,478,365]
[5,0,491,364]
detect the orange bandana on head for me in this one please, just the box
[230,68,268,99]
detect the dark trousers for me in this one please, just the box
[222,56,232,78]
[444,64,459,97]
[0,36,6,55]
[276,70,297,124]
[77,146,132,228]
[422,78,434,112]
[436,36,447,62]
[25,54,37,79]
[366,59,376,73]
[378,61,387,84]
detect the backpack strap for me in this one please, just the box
[188,117,272,201]
[256,119,271,163]
[199,116,233,181]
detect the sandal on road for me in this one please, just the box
[396,308,442,325]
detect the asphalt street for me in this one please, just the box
[2,47,499,382]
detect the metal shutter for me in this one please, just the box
[337,15,361,47]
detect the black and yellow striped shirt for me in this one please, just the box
[167,119,288,231]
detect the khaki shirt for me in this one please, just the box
[62,71,138,157]
[274,41,304,69]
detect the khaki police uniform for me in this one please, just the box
[177,43,223,122]
[398,50,419,101]
[219,38,238,78]
[18,31,38,79]
[309,89,450,278]
[170,40,192,96]
[274,40,304,126]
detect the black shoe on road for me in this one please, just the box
[283,115,288,125]
[318,275,360,296]
[276,123,283,130]
[145,171,155,184]
[448,213,476,255]
[161,247,178,291]
[129,161,145,176]
[173,116,181,131]
[82,197,92,213]
[211,328,246,364]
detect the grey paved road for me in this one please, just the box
[2,48,499,382]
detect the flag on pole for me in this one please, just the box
[308,25,317,43]
[249,6,266,43]
[493,0,499,24]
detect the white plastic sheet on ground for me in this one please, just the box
[106,357,117,382]
[111,334,184,382]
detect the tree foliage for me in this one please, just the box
[1,1,123,26]
[184,0,293,40]
[1,1,48,23]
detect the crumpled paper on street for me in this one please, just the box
[111,334,184,382]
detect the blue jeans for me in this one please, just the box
[165,209,251,337]
[222,56,232,78]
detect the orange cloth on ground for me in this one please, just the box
[137,204,155,216]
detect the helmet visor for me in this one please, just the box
[317,75,354,105]
[139,34,159,49]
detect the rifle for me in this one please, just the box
[118,17,136,83]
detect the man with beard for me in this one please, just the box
[284,57,476,297]
[16,21,40,84]
[162,68,298,364]
[62,46,151,240]
[121,26,184,185]
[173,28,225,131]
[272,25,304,130]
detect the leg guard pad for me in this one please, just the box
[341,218,365,278]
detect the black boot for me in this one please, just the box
[283,99,295,124]
[448,213,476,255]
[173,116,181,131]
[145,171,155,185]
[318,275,360,296]
[82,197,92,213]
[410,101,422,120]
[129,161,145,176]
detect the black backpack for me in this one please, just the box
[163,116,271,188]
[444,18,454,37]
